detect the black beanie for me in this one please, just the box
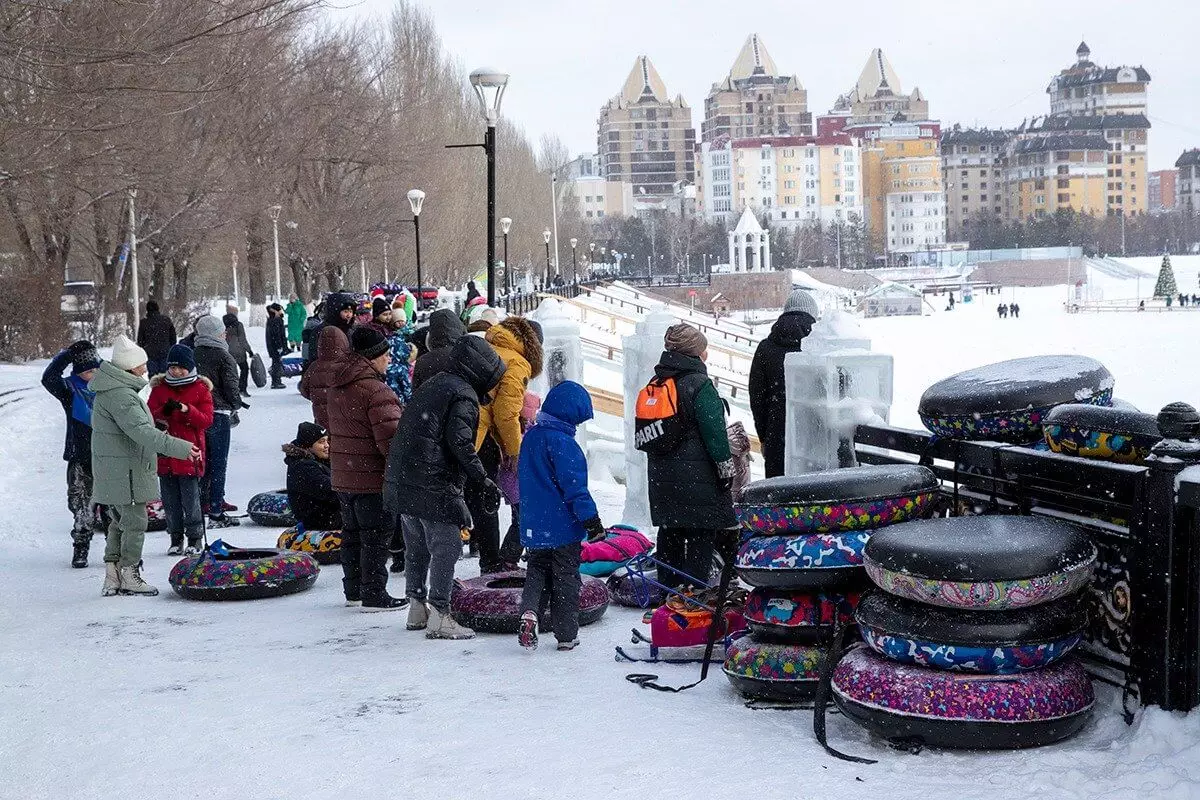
[292,422,326,449]
[351,326,389,360]
[372,297,390,319]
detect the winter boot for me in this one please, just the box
[117,563,159,596]
[556,639,580,652]
[184,537,202,556]
[102,562,120,596]
[406,600,429,631]
[167,534,184,556]
[71,540,90,569]
[221,501,238,512]
[426,607,475,640]
[518,611,538,651]
[361,595,409,613]
[389,552,405,573]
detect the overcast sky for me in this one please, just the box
[340,0,1199,172]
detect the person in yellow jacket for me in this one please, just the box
[469,316,543,573]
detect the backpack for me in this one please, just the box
[634,377,688,455]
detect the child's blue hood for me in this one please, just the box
[541,380,593,426]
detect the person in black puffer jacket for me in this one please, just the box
[193,315,242,525]
[266,303,288,389]
[749,289,818,478]
[645,324,738,591]
[386,335,505,639]
[411,308,466,391]
[136,300,177,376]
[222,305,253,397]
[284,422,341,531]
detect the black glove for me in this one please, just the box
[162,399,183,416]
[480,478,502,515]
[582,517,607,543]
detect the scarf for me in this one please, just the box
[195,333,228,352]
[66,374,95,427]
[164,369,198,387]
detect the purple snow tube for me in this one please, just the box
[450,570,610,633]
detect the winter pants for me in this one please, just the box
[202,413,231,513]
[520,543,582,643]
[389,518,406,565]
[337,492,390,604]
[236,357,250,394]
[464,437,501,572]
[269,354,284,387]
[498,503,523,564]
[67,458,96,543]
[400,515,462,613]
[656,527,717,591]
[159,475,204,544]
[104,503,148,568]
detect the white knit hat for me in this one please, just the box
[784,289,820,318]
[110,334,149,371]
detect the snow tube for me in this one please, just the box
[723,632,824,701]
[744,588,860,644]
[169,547,319,601]
[606,567,668,609]
[247,490,294,527]
[919,355,1114,442]
[580,525,653,577]
[856,591,1087,673]
[146,500,167,532]
[1043,403,1161,464]
[864,516,1097,611]
[281,356,304,378]
[650,602,745,649]
[737,465,939,538]
[736,532,871,589]
[832,648,1094,749]
[276,527,342,566]
[449,570,610,634]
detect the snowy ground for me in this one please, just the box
[4,286,1200,799]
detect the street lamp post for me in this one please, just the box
[468,67,509,306]
[407,189,425,308]
[383,235,389,285]
[500,217,512,296]
[127,188,141,335]
[543,229,552,288]
[589,242,595,279]
[268,204,282,301]
[569,237,578,284]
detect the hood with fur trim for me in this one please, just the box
[486,317,544,379]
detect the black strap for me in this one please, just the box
[813,618,878,765]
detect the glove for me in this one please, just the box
[582,517,607,543]
[480,478,502,515]
[162,399,182,416]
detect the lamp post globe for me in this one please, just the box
[407,189,426,305]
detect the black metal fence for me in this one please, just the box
[852,403,1200,713]
[497,280,602,316]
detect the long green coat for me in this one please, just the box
[286,299,308,343]
[89,362,193,506]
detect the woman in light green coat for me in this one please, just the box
[90,335,198,597]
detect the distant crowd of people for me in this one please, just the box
[997,302,1021,319]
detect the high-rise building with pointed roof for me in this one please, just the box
[832,48,930,125]
[700,34,811,142]
[596,55,695,200]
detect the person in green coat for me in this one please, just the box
[286,295,308,350]
[90,335,198,597]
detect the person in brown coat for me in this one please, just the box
[299,325,349,429]
[326,326,405,611]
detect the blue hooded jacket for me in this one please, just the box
[518,380,598,549]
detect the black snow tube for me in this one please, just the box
[169,547,319,601]
[247,490,295,527]
[722,631,825,701]
[1043,403,1161,464]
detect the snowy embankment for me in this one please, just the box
[2,292,1200,798]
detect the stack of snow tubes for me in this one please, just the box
[832,515,1097,750]
[724,464,939,702]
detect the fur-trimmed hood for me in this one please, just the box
[282,441,324,465]
[486,317,544,379]
[149,373,213,390]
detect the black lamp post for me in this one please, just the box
[500,216,512,296]
[543,229,552,288]
[588,242,595,279]
[407,189,425,308]
[569,237,578,284]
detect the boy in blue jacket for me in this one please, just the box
[517,380,606,651]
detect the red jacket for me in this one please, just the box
[148,375,214,477]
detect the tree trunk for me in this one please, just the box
[245,217,267,304]
[289,255,310,303]
[171,256,190,307]
[150,245,167,304]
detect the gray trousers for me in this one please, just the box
[160,475,204,544]
[401,515,462,612]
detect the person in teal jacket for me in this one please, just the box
[286,295,308,350]
[90,335,198,597]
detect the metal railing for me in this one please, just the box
[497,280,602,316]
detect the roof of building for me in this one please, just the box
[1176,149,1200,168]
[733,206,764,234]
[1020,113,1150,132]
[618,55,670,105]
[730,34,779,81]
[1053,65,1152,89]
[941,127,1013,145]
[1010,134,1110,154]
[863,281,922,299]
[801,268,882,292]
[856,48,904,100]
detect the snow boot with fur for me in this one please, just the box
[426,607,475,640]
[102,562,120,596]
[118,563,159,596]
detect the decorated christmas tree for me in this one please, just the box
[1153,254,1178,299]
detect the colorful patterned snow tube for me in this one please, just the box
[1043,403,1161,464]
[864,516,1096,611]
[606,567,668,609]
[744,588,860,644]
[856,592,1087,673]
[281,356,304,378]
[736,532,871,589]
[169,547,319,601]
[247,490,295,527]
[737,465,939,539]
[276,527,343,565]
[832,648,1094,749]
[146,500,167,532]
[723,632,824,701]
[450,570,609,634]
[579,525,653,577]
[919,355,1114,442]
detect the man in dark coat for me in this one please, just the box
[386,335,505,640]
[284,422,341,531]
[265,303,288,389]
[222,305,253,397]
[136,300,177,376]
[193,315,243,526]
[326,326,404,611]
[411,308,467,391]
[749,289,818,478]
[41,340,105,567]
[645,324,738,591]
[298,294,357,428]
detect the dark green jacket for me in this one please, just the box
[88,362,193,506]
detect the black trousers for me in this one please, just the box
[464,436,501,572]
[656,527,716,591]
[498,502,522,564]
[337,492,390,603]
[520,543,582,643]
[237,358,250,394]
[269,353,284,386]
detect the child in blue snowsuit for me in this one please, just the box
[516,380,606,651]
